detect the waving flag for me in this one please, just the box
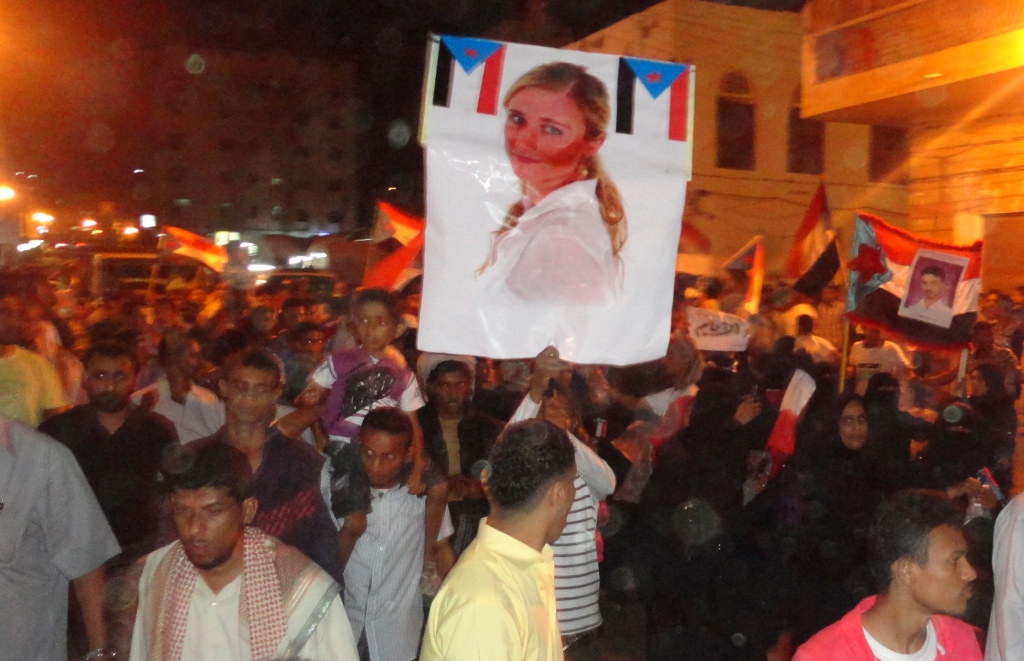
[786,183,840,297]
[722,236,764,315]
[764,369,816,476]
[846,213,982,348]
[159,227,228,272]
[364,203,425,290]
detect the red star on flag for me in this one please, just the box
[848,245,886,278]
[465,48,477,58]
[646,72,661,83]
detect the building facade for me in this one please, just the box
[569,0,909,270]
[147,48,358,235]
[800,0,1024,290]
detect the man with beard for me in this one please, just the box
[128,440,358,661]
[41,342,179,564]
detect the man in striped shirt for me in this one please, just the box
[344,408,454,661]
[508,347,616,658]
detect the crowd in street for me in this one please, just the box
[6,267,1024,661]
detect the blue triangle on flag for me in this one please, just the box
[623,58,688,99]
[440,36,504,75]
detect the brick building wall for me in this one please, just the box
[569,0,908,271]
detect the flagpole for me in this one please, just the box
[838,320,851,393]
[955,347,969,397]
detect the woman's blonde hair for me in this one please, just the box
[488,62,627,265]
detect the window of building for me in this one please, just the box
[869,125,909,183]
[716,72,755,171]
[788,91,824,175]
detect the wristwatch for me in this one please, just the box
[84,648,116,660]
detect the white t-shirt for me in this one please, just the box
[864,621,939,661]
[849,341,912,394]
[309,346,424,443]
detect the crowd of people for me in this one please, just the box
[4,266,1024,661]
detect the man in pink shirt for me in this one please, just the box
[794,492,983,660]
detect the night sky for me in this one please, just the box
[0,0,802,221]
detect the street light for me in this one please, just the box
[0,186,15,201]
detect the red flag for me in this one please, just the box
[376,202,425,246]
[764,369,816,476]
[784,182,833,279]
[721,236,764,316]
[159,226,228,272]
[362,233,424,290]
[744,240,764,316]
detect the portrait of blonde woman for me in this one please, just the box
[477,62,627,306]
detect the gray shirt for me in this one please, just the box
[0,419,120,661]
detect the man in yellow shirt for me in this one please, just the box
[421,418,576,661]
[0,295,66,426]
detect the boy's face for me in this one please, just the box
[359,428,411,489]
[352,301,401,353]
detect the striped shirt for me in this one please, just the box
[344,484,453,661]
[506,394,616,637]
[552,474,602,636]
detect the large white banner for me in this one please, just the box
[418,36,694,365]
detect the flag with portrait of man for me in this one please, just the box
[846,213,982,349]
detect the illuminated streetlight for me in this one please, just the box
[0,186,15,201]
[123,226,139,235]
[32,212,54,223]
[81,218,97,228]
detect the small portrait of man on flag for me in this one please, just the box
[898,249,967,329]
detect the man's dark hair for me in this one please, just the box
[282,296,311,311]
[83,341,140,374]
[870,491,962,592]
[224,348,283,384]
[428,359,473,384]
[360,407,413,448]
[162,440,254,501]
[289,321,324,338]
[487,419,574,513]
[921,265,945,281]
[157,327,194,366]
[354,288,402,321]
[796,314,814,335]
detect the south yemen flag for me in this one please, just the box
[430,36,507,115]
[846,213,982,349]
[616,58,691,142]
